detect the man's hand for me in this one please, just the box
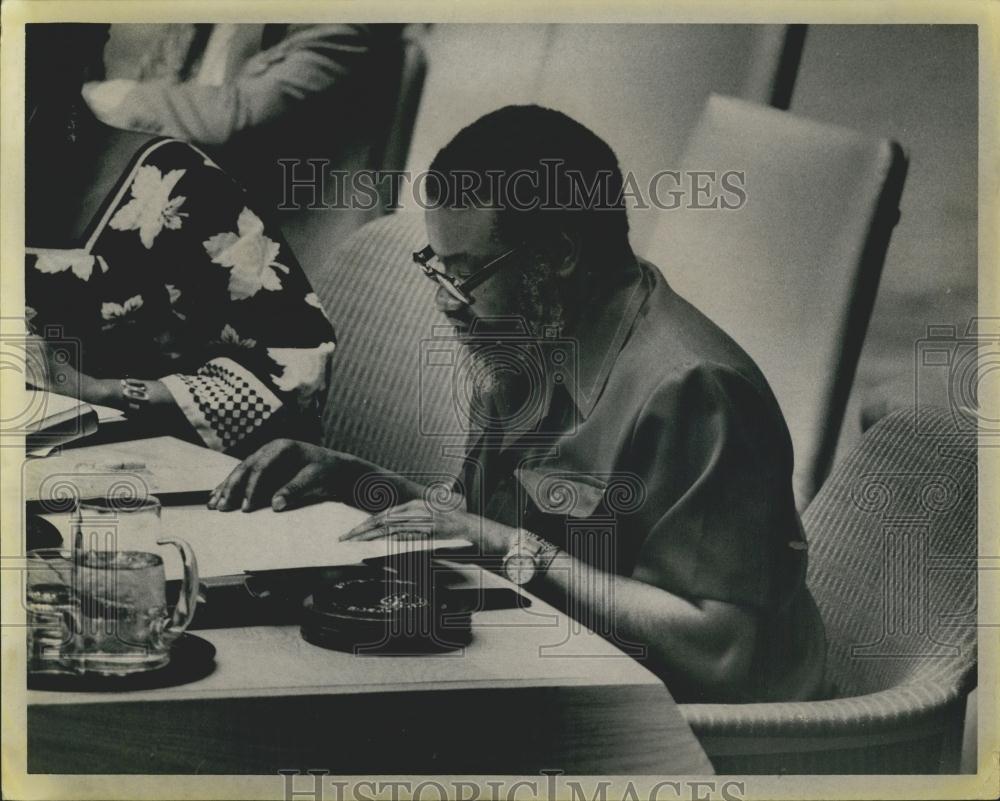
[342,500,517,557]
[209,439,354,512]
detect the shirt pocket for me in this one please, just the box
[513,466,607,521]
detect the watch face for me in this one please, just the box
[504,554,536,586]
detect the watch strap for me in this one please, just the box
[534,541,560,573]
[506,529,559,581]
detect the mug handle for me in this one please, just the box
[157,536,199,641]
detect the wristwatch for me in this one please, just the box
[502,529,559,586]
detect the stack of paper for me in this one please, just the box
[23,390,127,455]
[24,390,97,453]
[23,436,240,502]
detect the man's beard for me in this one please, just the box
[461,271,566,428]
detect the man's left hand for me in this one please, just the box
[341,500,517,557]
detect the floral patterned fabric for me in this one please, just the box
[25,137,337,455]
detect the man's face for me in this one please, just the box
[425,206,566,405]
[424,206,526,335]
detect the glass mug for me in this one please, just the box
[26,497,198,675]
[74,496,176,574]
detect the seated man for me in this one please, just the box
[82,24,386,148]
[211,105,827,702]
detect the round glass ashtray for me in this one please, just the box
[300,577,472,654]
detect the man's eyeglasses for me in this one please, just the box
[412,245,521,306]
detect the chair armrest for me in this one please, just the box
[681,682,964,740]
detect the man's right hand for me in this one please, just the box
[208,439,357,513]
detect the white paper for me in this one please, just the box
[24,389,86,426]
[90,401,127,422]
[24,436,240,501]
[41,502,470,579]
[162,504,469,577]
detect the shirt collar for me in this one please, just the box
[562,255,651,420]
[483,255,651,452]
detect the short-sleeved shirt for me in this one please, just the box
[458,256,827,702]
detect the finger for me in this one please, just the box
[206,486,222,509]
[211,461,253,511]
[341,512,389,541]
[207,478,231,508]
[341,524,390,542]
[346,525,432,542]
[341,505,432,540]
[340,502,408,540]
[270,463,328,511]
[215,441,290,511]
[242,445,303,512]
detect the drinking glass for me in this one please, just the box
[26,497,199,675]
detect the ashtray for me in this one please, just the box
[301,577,472,654]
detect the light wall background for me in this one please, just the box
[406,24,788,253]
[790,25,978,442]
[403,23,978,456]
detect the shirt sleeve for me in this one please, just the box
[159,358,283,453]
[159,337,336,454]
[110,24,374,145]
[628,363,807,611]
[35,137,339,455]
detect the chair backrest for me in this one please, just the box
[801,407,977,699]
[312,212,467,485]
[278,28,427,289]
[644,94,908,507]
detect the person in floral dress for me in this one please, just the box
[25,137,337,456]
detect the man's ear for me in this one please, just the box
[553,229,582,279]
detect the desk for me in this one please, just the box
[28,565,712,775]
[25,439,713,775]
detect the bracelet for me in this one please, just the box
[120,378,150,417]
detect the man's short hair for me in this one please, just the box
[427,105,631,266]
